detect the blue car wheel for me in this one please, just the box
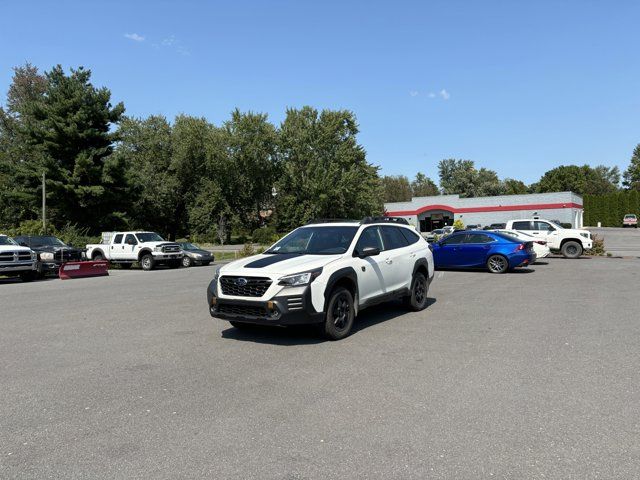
[486,254,509,274]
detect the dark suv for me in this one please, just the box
[14,235,84,275]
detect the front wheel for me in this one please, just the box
[182,256,192,268]
[404,272,429,311]
[140,254,155,271]
[561,241,583,259]
[322,287,355,340]
[486,254,509,274]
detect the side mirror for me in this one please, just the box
[359,246,380,258]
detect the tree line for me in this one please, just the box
[0,64,382,241]
[2,63,639,239]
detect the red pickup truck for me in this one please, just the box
[623,214,638,228]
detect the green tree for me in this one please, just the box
[382,175,412,202]
[438,159,505,197]
[411,172,439,197]
[275,107,382,230]
[1,64,125,232]
[622,144,640,190]
[535,165,620,196]
[502,178,529,195]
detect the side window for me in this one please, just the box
[512,221,532,230]
[380,226,409,251]
[113,234,123,244]
[399,227,420,245]
[354,227,383,254]
[441,234,466,245]
[464,233,494,244]
[124,234,137,245]
[534,221,554,231]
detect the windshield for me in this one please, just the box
[135,232,165,242]
[0,236,18,246]
[548,220,564,229]
[32,236,66,247]
[265,226,358,255]
[180,242,199,250]
[625,214,636,219]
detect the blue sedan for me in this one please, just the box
[431,231,535,273]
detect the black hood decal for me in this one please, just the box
[244,253,303,268]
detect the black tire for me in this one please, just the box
[20,271,35,282]
[486,254,509,274]
[404,271,429,311]
[182,256,192,268]
[322,287,355,340]
[140,254,155,271]
[561,241,583,259]
[120,263,132,270]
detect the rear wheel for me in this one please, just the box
[322,287,355,340]
[92,252,104,261]
[182,256,192,268]
[486,254,509,274]
[561,241,583,259]
[403,271,429,311]
[140,254,155,271]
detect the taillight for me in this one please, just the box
[514,243,525,252]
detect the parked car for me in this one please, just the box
[442,226,455,235]
[178,242,214,267]
[466,224,481,230]
[492,229,551,260]
[206,217,435,340]
[504,218,592,259]
[485,223,506,230]
[424,228,445,242]
[623,214,638,228]
[14,235,84,276]
[0,234,38,281]
[431,230,535,273]
[86,231,183,271]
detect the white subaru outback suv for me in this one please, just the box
[206,217,434,340]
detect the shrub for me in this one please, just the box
[585,234,605,256]
[453,219,464,230]
[252,226,277,245]
[238,243,256,258]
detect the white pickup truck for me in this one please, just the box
[0,234,38,281]
[86,231,183,271]
[504,218,593,258]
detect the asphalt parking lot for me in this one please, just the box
[588,227,640,257]
[2,257,640,479]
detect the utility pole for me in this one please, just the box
[42,171,46,234]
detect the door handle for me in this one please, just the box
[410,253,416,258]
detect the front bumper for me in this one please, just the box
[509,252,535,268]
[207,281,323,326]
[152,253,183,261]
[0,262,37,273]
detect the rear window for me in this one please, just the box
[512,221,531,230]
[113,234,123,244]
[399,227,420,245]
[381,226,409,250]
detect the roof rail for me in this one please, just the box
[305,218,359,225]
[361,216,409,225]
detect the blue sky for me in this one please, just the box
[1,0,638,184]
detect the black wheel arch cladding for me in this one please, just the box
[324,267,358,304]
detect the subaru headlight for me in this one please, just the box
[278,268,323,286]
[40,252,54,260]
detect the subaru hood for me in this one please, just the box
[221,253,342,276]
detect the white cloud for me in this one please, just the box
[428,92,436,98]
[162,35,176,46]
[409,90,419,97]
[439,89,450,100]
[124,33,145,42]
